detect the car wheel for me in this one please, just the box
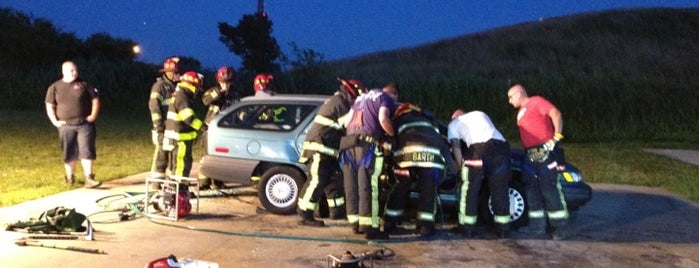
[487,180,528,227]
[257,166,305,215]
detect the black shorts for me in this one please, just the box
[58,123,96,162]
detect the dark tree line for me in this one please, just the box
[0,8,139,70]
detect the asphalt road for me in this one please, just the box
[1,151,698,267]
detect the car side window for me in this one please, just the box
[218,103,316,131]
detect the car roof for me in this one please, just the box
[239,94,331,103]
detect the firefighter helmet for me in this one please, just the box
[254,74,273,91]
[216,66,235,82]
[394,102,423,118]
[338,78,365,98]
[159,57,179,73]
[180,71,202,88]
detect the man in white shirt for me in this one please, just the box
[448,109,511,239]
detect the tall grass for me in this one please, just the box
[318,8,699,143]
[0,109,153,206]
[2,8,699,206]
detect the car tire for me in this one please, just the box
[257,166,305,215]
[484,179,528,227]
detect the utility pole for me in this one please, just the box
[257,0,264,14]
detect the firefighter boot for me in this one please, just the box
[64,175,75,186]
[298,209,325,227]
[329,206,346,220]
[418,222,436,238]
[551,223,569,241]
[494,224,510,240]
[517,219,547,239]
[453,224,474,238]
[84,174,102,189]
[365,227,389,240]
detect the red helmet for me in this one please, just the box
[216,66,235,82]
[254,74,273,91]
[394,102,423,118]
[339,78,365,98]
[159,57,179,73]
[180,71,202,88]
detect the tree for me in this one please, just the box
[279,42,329,93]
[85,33,139,61]
[218,13,280,74]
[0,8,83,69]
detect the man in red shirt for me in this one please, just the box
[507,83,568,240]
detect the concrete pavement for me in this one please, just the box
[2,150,699,267]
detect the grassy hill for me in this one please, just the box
[316,8,699,142]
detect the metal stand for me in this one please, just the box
[145,176,199,221]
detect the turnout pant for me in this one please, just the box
[523,146,568,229]
[298,152,345,213]
[385,167,442,225]
[167,139,194,177]
[341,142,383,230]
[459,139,512,231]
[150,130,169,178]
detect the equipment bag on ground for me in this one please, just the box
[4,206,87,233]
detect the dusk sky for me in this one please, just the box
[3,1,698,69]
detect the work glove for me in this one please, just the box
[543,133,564,152]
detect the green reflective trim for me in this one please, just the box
[459,166,470,224]
[529,210,546,218]
[417,212,435,222]
[385,209,403,217]
[327,197,345,208]
[302,142,339,158]
[397,121,439,135]
[313,115,342,130]
[396,161,444,169]
[547,209,569,220]
[191,118,203,130]
[359,216,373,226]
[459,214,477,225]
[371,146,383,228]
[494,215,511,224]
[393,145,441,156]
[173,141,187,176]
[347,215,359,223]
[298,153,321,211]
[179,108,195,120]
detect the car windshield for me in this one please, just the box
[217,103,317,131]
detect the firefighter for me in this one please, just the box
[198,66,239,190]
[253,73,275,96]
[448,109,512,239]
[340,85,397,240]
[148,57,179,187]
[507,83,569,240]
[163,71,205,178]
[249,73,276,186]
[296,78,363,227]
[384,103,456,237]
